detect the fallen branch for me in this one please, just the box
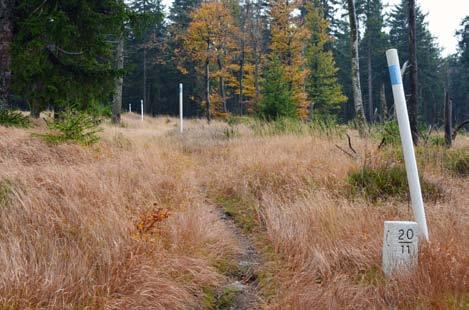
[452,119,469,140]
[346,133,357,154]
[335,145,355,158]
[377,137,386,150]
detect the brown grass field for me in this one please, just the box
[0,113,468,309]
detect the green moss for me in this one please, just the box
[446,294,469,308]
[201,287,217,310]
[357,265,385,286]
[215,195,260,234]
[212,257,241,278]
[348,165,443,202]
[201,286,242,310]
[216,286,241,309]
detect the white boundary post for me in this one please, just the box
[179,83,183,133]
[386,49,429,241]
[140,99,144,122]
[129,103,132,113]
[383,221,419,276]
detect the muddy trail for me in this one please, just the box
[211,207,262,309]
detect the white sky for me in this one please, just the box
[385,0,469,56]
[160,0,469,56]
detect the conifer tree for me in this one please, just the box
[0,0,14,110]
[124,0,165,115]
[450,16,469,124]
[269,0,309,119]
[11,0,126,117]
[304,3,346,117]
[388,0,444,126]
[360,0,388,123]
[258,56,296,120]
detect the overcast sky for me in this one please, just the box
[160,0,468,56]
[385,0,469,56]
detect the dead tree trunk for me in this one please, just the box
[217,56,227,113]
[444,90,452,148]
[205,56,211,124]
[408,0,419,145]
[380,83,387,122]
[0,0,14,110]
[112,37,124,124]
[347,0,368,136]
[367,42,373,123]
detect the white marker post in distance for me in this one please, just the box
[179,83,183,133]
[129,103,132,113]
[140,99,144,122]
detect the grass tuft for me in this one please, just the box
[444,149,469,176]
[0,110,30,128]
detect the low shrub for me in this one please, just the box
[428,134,445,146]
[348,165,442,202]
[372,121,401,146]
[251,117,344,137]
[0,109,30,128]
[40,108,101,145]
[444,150,469,176]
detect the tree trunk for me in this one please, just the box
[408,0,419,145]
[205,57,211,123]
[30,100,41,119]
[347,0,368,136]
[112,37,124,124]
[444,90,452,148]
[253,1,261,104]
[380,83,387,122]
[239,44,245,115]
[0,0,14,110]
[239,11,247,115]
[217,57,227,113]
[367,42,373,123]
[143,44,147,114]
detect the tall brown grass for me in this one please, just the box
[0,114,467,308]
[0,116,240,309]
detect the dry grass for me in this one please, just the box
[0,114,468,308]
[0,115,240,309]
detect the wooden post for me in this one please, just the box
[444,90,452,148]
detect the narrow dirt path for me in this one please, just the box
[213,207,262,309]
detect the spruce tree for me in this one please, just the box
[359,0,389,123]
[304,3,346,117]
[11,0,126,116]
[258,56,296,120]
[388,0,444,125]
[451,17,469,124]
[124,0,165,115]
[269,0,309,119]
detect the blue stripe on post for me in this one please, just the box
[389,64,402,85]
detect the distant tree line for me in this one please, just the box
[0,0,468,131]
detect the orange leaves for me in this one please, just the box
[269,0,310,119]
[184,2,239,65]
[136,207,171,235]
